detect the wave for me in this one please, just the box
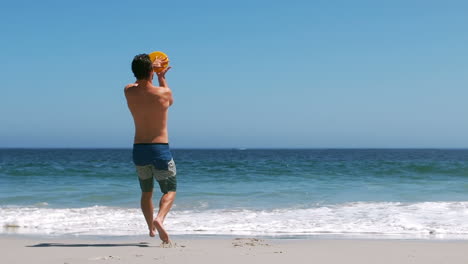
[1,201,468,239]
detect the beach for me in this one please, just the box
[2,149,468,263]
[2,149,468,238]
[3,0,468,262]
[3,236,468,264]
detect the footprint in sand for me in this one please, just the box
[232,238,270,247]
[90,255,121,261]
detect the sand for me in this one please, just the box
[2,236,468,264]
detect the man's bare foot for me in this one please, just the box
[154,219,169,243]
[147,220,158,237]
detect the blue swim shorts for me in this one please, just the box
[132,143,177,193]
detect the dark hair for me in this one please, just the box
[131,54,152,80]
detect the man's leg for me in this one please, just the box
[141,191,156,237]
[154,191,176,243]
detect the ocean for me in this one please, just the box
[1,148,468,239]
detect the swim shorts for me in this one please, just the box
[132,143,177,193]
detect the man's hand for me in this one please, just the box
[156,66,171,79]
[152,57,166,68]
[152,57,170,78]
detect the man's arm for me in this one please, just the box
[157,74,169,88]
[155,66,173,105]
[154,65,171,88]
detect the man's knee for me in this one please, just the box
[162,191,176,203]
[141,191,153,200]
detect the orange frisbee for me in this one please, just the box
[149,51,169,73]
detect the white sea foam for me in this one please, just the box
[1,202,468,239]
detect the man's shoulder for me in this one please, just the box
[124,83,170,98]
[124,83,138,92]
[148,84,171,95]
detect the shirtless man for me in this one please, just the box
[124,54,176,243]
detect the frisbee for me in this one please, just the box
[149,51,169,73]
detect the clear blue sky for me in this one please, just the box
[1,0,467,148]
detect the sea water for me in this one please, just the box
[1,148,468,239]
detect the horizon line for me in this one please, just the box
[1,147,468,150]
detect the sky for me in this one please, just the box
[1,0,467,148]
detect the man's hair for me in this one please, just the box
[131,54,152,80]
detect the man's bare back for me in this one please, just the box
[125,81,173,143]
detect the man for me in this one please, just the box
[124,54,176,243]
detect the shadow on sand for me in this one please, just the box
[27,242,151,248]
